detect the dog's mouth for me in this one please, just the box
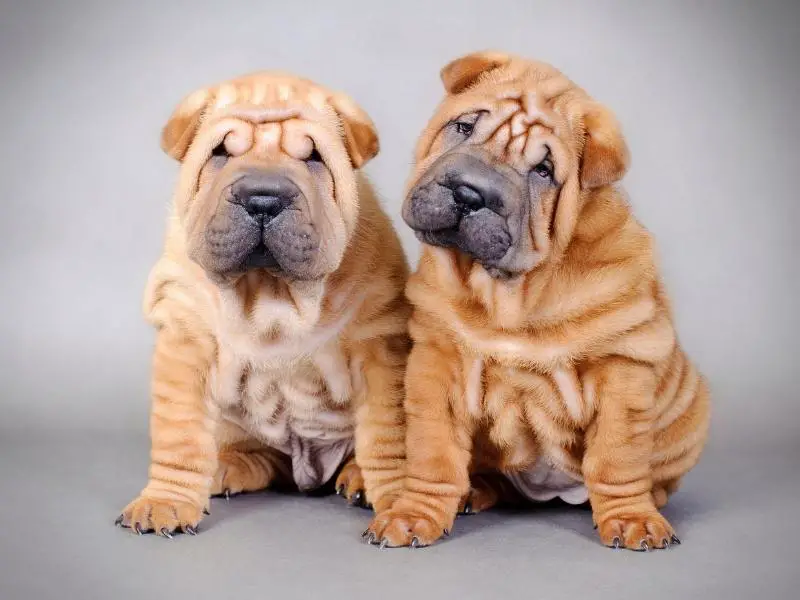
[243,241,279,269]
[405,181,513,263]
[414,227,457,246]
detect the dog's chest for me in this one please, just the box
[211,351,354,438]
[207,309,358,490]
[475,360,591,503]
[477,359,593,432]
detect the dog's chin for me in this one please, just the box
[193,244,281,286]
[243,243,280,270]
[414,229,500,279]
[246,245,330,282]
[413,228,515,279]
[200,243,330,286]
[414,228,457,249]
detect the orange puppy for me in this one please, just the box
[116,72,409,537]
[366,52,710,550]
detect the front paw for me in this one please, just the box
[596,510,679,551]
[335,461,370,508]
[364,510,452,548]
[116,494,205,538]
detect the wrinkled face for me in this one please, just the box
[403,54,628,278]
[164,74,377,284]
[188,111,347,283]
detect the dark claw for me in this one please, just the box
[160,528,173,539]
[365,532,376,544]
[378,538,388,549]
[442,528,450,537]
[361,529,370,538]
[114,515,124,527]
[336,485,345,496]
[593,523,598,530]
[611,537,621,549]
[410,537,420,549]
[661,537,671,549]
[671,535,681,545]
[462,502,473,515]
[639,540,650,552]
[134,523,143,535]
[350,491,363,506]
[185,525,198,536]
[224,489,231,502]
[203,508,210,516]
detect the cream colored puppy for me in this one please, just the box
[116,73,409,537]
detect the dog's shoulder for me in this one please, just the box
[555,186,675,365]
[143,213,216,334]
[332,174,411,341]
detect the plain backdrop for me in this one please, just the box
[0,1,798,599]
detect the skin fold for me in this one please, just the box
[366,51,710,551]
[116,73,410,537]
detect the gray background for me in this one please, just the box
[0,0,798,598]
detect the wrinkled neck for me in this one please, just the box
[216,270,328,340]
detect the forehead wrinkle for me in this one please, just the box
[484,102,559,168]
[521,90,538,117]
[209,75,337,117]
[307,89,329,112]
[471,99,519,145]
[521,94,556,131]
[497,88,522,101]
[510,111,529,137]
[214,83,239,108]
[250,80,268,105]
[254,122,283,155]
[210,103,329,126]
[486,122,513,157]
[480,103,532,170]
[281,118,321,161]
[506,131,527,159]
[277,83,293,102]
[536,75,574,104]
[523,125,551,165]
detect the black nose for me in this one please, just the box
[246,194,284,217]
[232,174,300,218]
[452,184,485,211]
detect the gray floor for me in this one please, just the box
[1,431,797,600]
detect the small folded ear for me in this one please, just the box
[327,91,379,169]
[440,50,512,95]
[160,88,214,161]
[580,102,630,188]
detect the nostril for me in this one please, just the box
[453,185,484,211]
[245,195,284,217]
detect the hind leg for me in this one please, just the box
[652,478,682,509]
[458,472,523,515]
[650,375,710,510]
[211,442,292,497]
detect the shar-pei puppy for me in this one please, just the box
[116,72,409,537]
[366,51,710,550]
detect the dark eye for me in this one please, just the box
[306,148,323,163]
[455,121,474,136]
[211,143,230,158]
[533,159,554,180]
